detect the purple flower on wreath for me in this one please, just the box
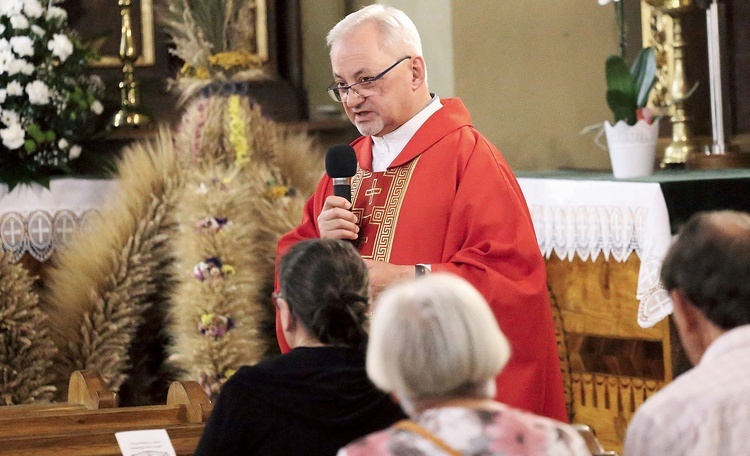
[195,216,229,233]
[198,312,235,338]
[193,257,223,281]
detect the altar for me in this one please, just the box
[517,169,750,452]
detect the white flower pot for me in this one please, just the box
[604,119,660,179]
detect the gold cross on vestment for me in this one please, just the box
[364,178,381,205]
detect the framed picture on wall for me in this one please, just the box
[67,0,155,67]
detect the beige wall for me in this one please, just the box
[301,1,621,170]
[452,1,620,170]
[379,0,455,97]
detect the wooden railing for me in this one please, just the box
[0,370,211,455]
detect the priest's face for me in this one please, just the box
[330,24,420,137]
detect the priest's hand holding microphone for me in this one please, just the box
[320,145,422,298]
[318,144,359,241]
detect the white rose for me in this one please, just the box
[0,2,23,18]
[0,89,6,104]
[1,123,25,150]
[25,80,50,105]
[0,49,13,74]
[90,100,104,115]
[23,0,44,19]
[7,57,25,76]
[0,25,5,35]
[69,145,82,159]
[20,61,34,75]
[7,80,23,96]
[48,34,73,62]
[10,36,34,57]
[31,24,45,37]
[9,14,29,30]
[58,138,69,149]
[1,109,20,126]
[0,39,9,52]
[46,6,67,22]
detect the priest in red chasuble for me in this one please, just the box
[275,5,567,422]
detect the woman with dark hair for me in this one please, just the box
[195,239,405,455]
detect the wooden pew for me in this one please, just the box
[0,370,117,418]
[0,371,212,456]
[1,425,206,456]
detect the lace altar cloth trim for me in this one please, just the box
[0,179,115,262]
[517,178,674,328]
[0,210,100,262]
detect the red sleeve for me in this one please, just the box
[273,176,333,353]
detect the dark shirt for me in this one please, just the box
[194,346,406,455]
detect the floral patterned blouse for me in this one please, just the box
[338,403,591,456]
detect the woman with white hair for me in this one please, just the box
[339,274,590,456]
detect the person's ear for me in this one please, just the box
[410,56,426,89]
[671,289,701,333]
[278,298,296,333]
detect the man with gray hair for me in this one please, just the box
[624,210,750,455]
[276,4,567,421]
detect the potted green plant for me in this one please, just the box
[603,47,661,178]
[589,0,661,178]
[605,47,658,127]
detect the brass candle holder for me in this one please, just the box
[109,0,150,128]
[645,0,700,169]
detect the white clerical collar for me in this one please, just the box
[371,95,442,172]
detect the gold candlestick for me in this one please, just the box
[109,0,150,128]
[645,0,699,168]
[662,16,700,168]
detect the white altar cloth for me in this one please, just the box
[0,178,115,262]
[518,177,674,328]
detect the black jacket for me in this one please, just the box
[194,346,406,455]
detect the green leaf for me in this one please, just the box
[24,140,37,154]
[631,47,657,107]
[606,55,636,100]
[26,124,46,143]
[35,174,51,189]
[0,161,41,191]
[45,130,56,142]
[606,90,637,125]
[605,55,638,123]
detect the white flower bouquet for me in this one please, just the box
[0,0,104,189]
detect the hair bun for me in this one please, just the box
[310,287,368,347]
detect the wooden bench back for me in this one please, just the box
[0,370,212,455]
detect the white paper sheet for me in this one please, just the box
[114,429,177,456]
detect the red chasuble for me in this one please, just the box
[275,98,567,422]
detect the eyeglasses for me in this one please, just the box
[327,56,412,103]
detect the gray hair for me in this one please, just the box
[366,274,511,405]
[326,4,424,59]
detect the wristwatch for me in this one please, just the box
[415,264,428,277]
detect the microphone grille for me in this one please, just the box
[325,145,358,178]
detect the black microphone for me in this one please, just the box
[325,144,358,203]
